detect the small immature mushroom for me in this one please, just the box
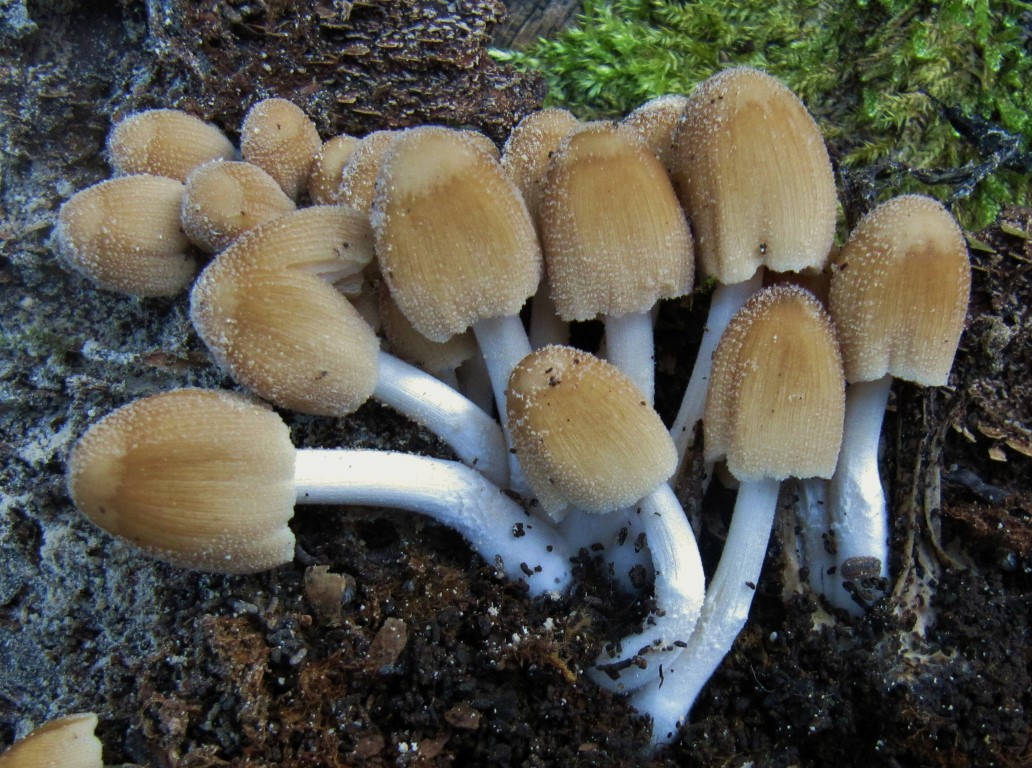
[107,108,235,182]
[373,126,542,484]
[540,121,694,403]
[181,160,296,252]
[508,346,704,690]
[632,285,844,745]
[620,93,688,168]
[55,174,196,297]
[667,67,837,463]
[240,98,322,200]
[308,135,360,205]
[0,713,103,768]
[67,389,571,593]
[825,194,970,612]
[190,206,510,486]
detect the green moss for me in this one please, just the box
[494,0,1032,227]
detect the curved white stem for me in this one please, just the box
[604,311,656,405]
[558,506,653,594]
[826,375,892,613]
[528,281,569,350]
[670,273,763,461]
[294,449,572,595]
[590,484,705,693]
[373,351,509,488]
[632,477,779,746]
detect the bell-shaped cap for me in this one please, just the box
[540,122,694,321]
[705,285,845,481]
[372,126,542,342]
[107,108,235,182]
[829,194,971,386]
[508,346,676,517]
[670,67,837,284]
[67,389,297,574]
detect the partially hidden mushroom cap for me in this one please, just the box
[501,107,580,228]
[182,160,296,252]
[201,204,373,289]
[670,67,837,284]
[55,174,196,297]
[507,345,676,517]
[379,285,476,376]
[107,108,235,182]
[190,218,380,416]
[240,98,322,200]
[540,121,694,321]
[0,713,103,768]
[336,130,398,214]
[620,94,688,168]
[373,126,542,342]
[829,194,971,386]
[308,134,360,205]
[66,389,297,574]
[705,285,845,482]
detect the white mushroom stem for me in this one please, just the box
[294,449,572,596]
[374,350,510,488]
[528,281,570,350]
[670,273,763,463]
[792,477,837,597]
[590,483,705,693]
[826,374,893,612]
[604,311,657,405]
[558,505,654,594]
[631,476,780,746]
[472,313,534,494]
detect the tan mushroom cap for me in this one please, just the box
[373,126,542,342]
[55,174,196,297]
[620,94,689,167]
[540,121,694,321]
[508,346,676,516]
[107,108,235,182]
[501,107,580,228]
[0,713,103,768]
[379,286,476,376]
[308,134,360,205]
[705,285,845,482]
[829,194,971,386]
[66,389,297,574]
[190,216,380,417]
[670,67,837,284]
[240,98,322,200]
[201,204,373,289]
[336,130,398,214]
[181,160,296,252]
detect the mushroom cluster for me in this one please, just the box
[56,68,971,748]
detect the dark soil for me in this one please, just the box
[1,2,1029,766]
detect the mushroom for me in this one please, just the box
[181,160,296,253]
[372,126,542,487]
[189,206,511,487]
[308,135,360,205]
[55,174,196,297]
[540,121,694,404]
[0,713,103,768]
[507,346,704,691]
[240,98,322,200]
[631,285,845,745]
[666,67,837,466]
[500,107,581,349]
[107,108,235,182]
[620,93,688,168]
[67,389,572,594]
[824,194,970,612]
